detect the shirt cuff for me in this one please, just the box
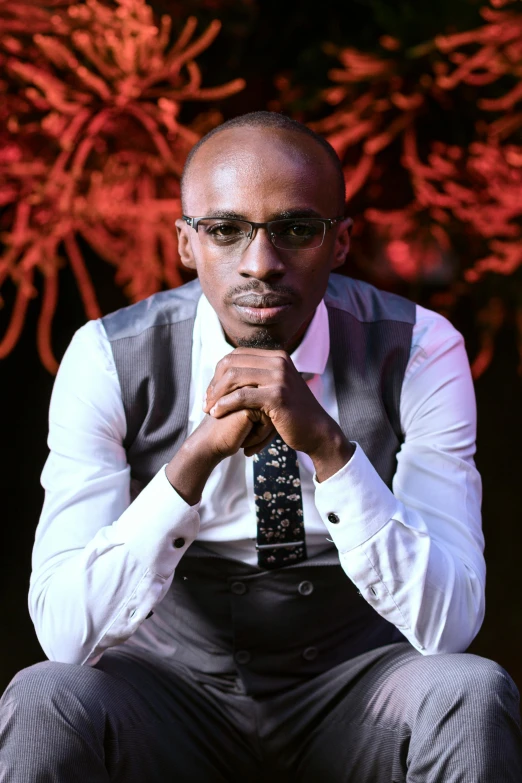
[313,443,399,553]
[110,466,200,578]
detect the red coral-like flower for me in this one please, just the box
[0,0,244,371]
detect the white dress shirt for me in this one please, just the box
[30,291,485,667]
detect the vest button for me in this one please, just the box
[302,646,318,661]
[230,581,247,595]
[327,512,340,524]
[298,580,314,596]
[235,650,251,665]
[173,537,185,548]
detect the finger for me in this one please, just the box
[241,417,274,449]
[209,387,268,418]
[209,350,291,384]
[204,367,270,413]
[243,429,277,457]
[213,410,256,458]
[230,346,288,358]
[206,354,285,396]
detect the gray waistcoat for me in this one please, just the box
[102,273,415,696]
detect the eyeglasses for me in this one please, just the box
[182,215,345,252]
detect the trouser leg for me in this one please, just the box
[259,643,522,783]
[0,650,262,783]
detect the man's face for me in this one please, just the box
[176,127,351,353]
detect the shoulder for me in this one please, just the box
[61,318,116,375]
[411,303,464,361]
[50,318,126,440]
[325,274,416,325]
[102,278,202,341]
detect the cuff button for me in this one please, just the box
[327,512,340,524]
[173,537,186,548]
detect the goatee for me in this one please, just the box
[235,329,284,350]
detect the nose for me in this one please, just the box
[236,227,286,281]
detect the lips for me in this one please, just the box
[232,293,293,325]
[233,294,292,308]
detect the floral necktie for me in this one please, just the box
[253,434,307,569]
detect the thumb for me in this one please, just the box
[241,411,275,454]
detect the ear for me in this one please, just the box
[175,218,197,271]
[331,217,353,271]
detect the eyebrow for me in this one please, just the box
[204,208,324,220]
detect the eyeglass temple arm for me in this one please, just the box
[182,215,350,231]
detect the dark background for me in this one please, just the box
[1,0,522,694]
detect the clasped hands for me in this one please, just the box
[167,347,354,502]
[200,347,354,478]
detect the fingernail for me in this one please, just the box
[210,405,217,416]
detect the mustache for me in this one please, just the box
[225,282,299,307]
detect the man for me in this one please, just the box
[0,111,520,781]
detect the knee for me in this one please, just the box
[438,654,516,700]
[415,654,520,722]
[2,660,102,713]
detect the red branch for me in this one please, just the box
[0,0,244,371]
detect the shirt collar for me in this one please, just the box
[197,293,330,378]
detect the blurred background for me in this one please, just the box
[1,0,521,694]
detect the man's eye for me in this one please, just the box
[207,222,243,238]
[280,222,317,238]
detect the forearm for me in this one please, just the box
[315,444,485,654]
[31,467,200,665]
[165,436,221,506]
[30,539,173,666]
[339,508,485,654]
[308,426,355,482]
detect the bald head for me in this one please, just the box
[180,111,346,214]
[175,112,352,354]
[182,127,344,222]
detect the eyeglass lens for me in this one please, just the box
[196,218,326,250]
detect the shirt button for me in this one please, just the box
[298,580,314,596]
[235,650,251,665]
[173,537,185,548]
[327,512,340,524]
[302,646,318,661]
[230,581,247,595]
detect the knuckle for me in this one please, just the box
[274,358,289,381]
[219,355,232,370]
[271,387,284,407]
[226,365,239,382]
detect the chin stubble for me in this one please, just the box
[235,330,284,350]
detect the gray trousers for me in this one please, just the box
[0,642,521,782]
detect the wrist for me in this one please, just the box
[165,435,222,506]
[308,426,354,483]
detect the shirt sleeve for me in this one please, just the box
[313,307,485,655]
[29,320,201,666]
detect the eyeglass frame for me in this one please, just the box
[181,214,347,251]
